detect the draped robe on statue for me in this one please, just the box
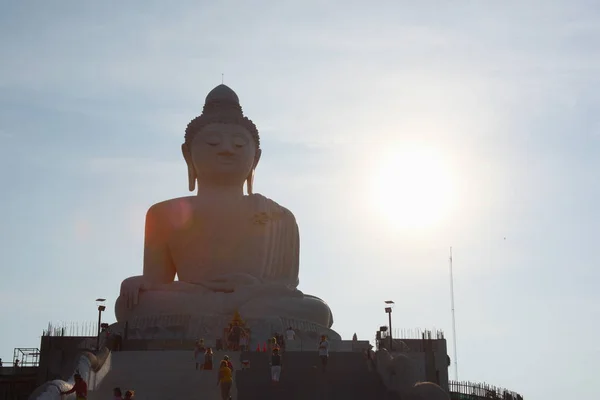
[115,193,333,329]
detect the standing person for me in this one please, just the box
[194,339,206,370]
[204,348,214,370]
[223,355,234,370]
[270,336,280,353]
[124,390,135,400]
[113,387,123,400]
[318,335,329,372]
[60,374,87,400]
[216,360,233,400]
[285,326,295,341]
[270,348,282,383]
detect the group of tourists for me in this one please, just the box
[113,387,135,400]
[267,333,330,383]
[265,326,296,353]
[193,339,214,370]
[194,332,330,393]
[55,332,330,400]
[193,339,234,399]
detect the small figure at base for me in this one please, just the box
[285,326,295,341]
[318,335,329,372]
[217,360,233,400]
[60,374,87,400]
[270,348,282,383]
[223,355,234,370]
[204,348,214,370]
[193,339,206,370]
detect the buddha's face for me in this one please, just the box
[186,123,260,187]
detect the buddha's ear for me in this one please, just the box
[181,143,197,192]
[253,148,262,169]
[246,169,255,195]
[246,149,261,195]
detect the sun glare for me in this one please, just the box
[370,143,456,232]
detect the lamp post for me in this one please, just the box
[384,300,395,351]
[95,298,106,350]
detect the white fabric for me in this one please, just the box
[271,365,282,382]
[318,340,329,356]
[285,329,295,340]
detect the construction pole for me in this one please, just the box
[388,310,393,351]
[449,246,458,381]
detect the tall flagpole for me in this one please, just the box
[449,246,458,381]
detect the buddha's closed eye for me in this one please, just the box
[204,134,221,146]
[233,135,248,148]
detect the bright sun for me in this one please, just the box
[370,143,456,231]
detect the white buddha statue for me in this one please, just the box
[115,84,334,332]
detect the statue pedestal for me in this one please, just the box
[109,314,340,347]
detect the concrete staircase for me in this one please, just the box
[87,350,240,400]
[83,348,388,399]
[235,351,388,400]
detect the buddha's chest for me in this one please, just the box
[167,208,268,274]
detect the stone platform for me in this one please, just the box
[109,314,340,344]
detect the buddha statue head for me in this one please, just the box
[182,84,262,194]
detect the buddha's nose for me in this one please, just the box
[218,138,238,153]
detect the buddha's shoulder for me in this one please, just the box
[145,195,296,220]
[247,193,296,222]
[146,197,196,219]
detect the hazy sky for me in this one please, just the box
[1,1,598,398]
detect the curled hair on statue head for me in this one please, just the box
[184,114,260,151]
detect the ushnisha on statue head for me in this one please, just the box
[182,84,262,195]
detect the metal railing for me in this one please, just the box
[449,380,523,400]
[43,321,99,337]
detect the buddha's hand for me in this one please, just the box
[120,275,156,309]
